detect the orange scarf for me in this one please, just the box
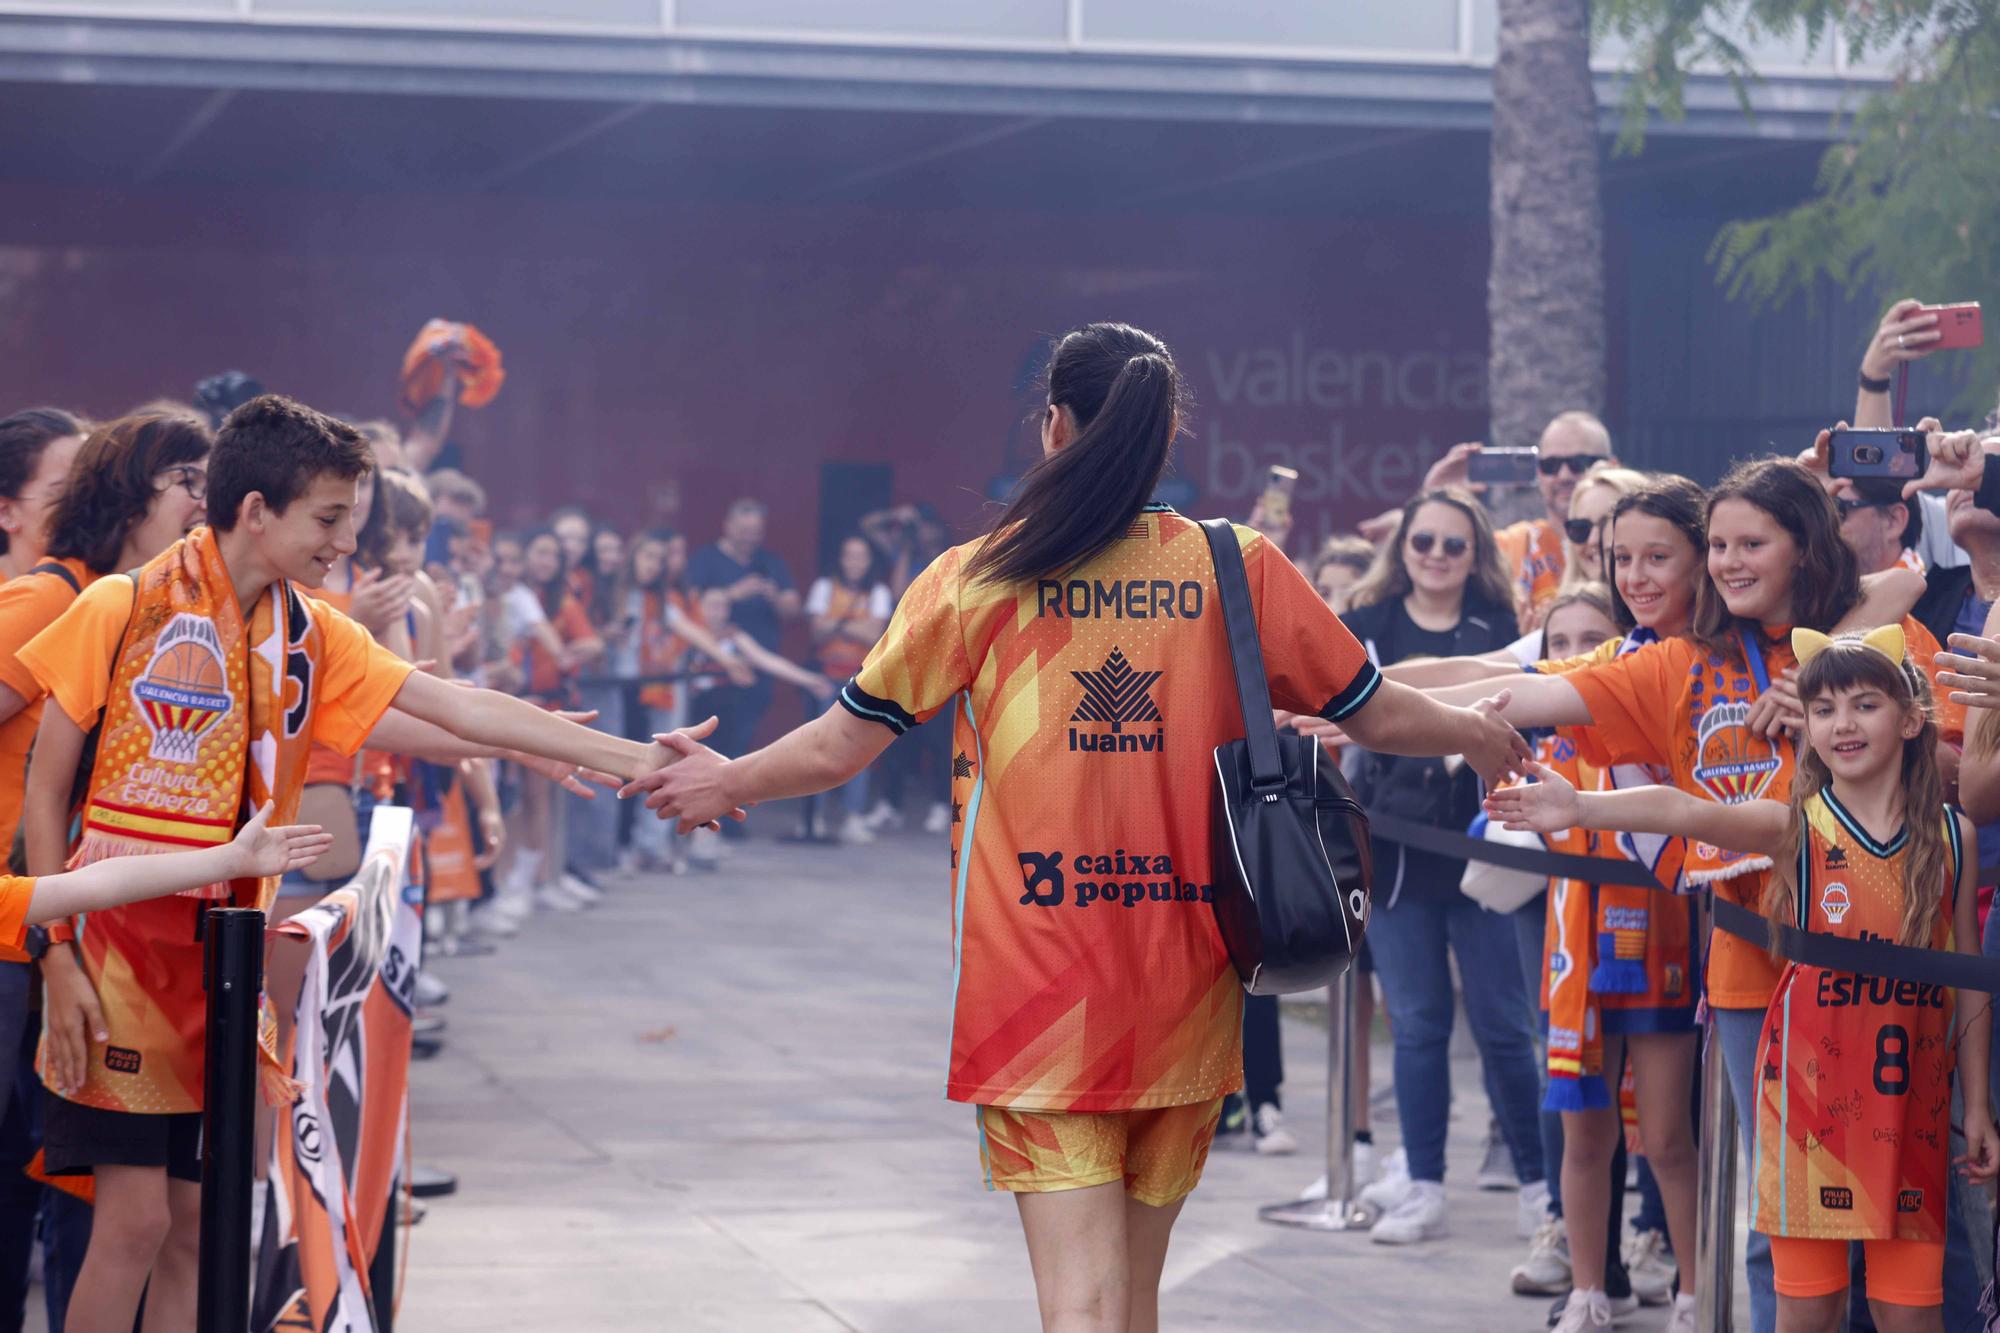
[1540,733,1609,1111]
[77,528,319,909]
[74,528,324,1103]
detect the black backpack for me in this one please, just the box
[1200,520,1373,995]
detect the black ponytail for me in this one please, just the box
[966,323,1185,586]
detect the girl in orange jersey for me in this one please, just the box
[1491,625,1998,1333]
[1425,457,1960,1333]
[0,409,85,584]
[628,323,1532,1333]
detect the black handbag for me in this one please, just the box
[1200,519,1374,995]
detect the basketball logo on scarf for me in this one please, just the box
[131,614,232,763]
[1691,700,1780,805]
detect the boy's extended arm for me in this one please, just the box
[389,669,669,783]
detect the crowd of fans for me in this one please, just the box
[0,294,1994,1332]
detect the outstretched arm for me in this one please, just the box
[27,804,330,924]
[1381,652,1522,689]
[1336,680,1531,788]
[1424,670,1594,728]
[390,670,669,784]
[1484,761,1789,855]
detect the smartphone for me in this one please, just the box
[1260,465,1298,526]
[1466,447,1540,486]
[1914,302,1984,351]
[1827,428,1927,482]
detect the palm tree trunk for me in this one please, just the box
[1490,0,1606,451]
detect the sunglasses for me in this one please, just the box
[1537,454,1596,478]
[1408,531,1470,559]
[1563,516,1603,546]
[1835,497,1893,520]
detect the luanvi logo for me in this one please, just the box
[1070,648,1164,753]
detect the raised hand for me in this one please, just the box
[1482,761,1580,834]
[227,802,336,879]
[1937,635,2000,709]
[1861,298,1942,380]
[1903,426,1997,499]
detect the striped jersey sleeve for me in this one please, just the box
[841,547,973,735]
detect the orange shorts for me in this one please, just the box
[1769,1235,1945,1307]
[975,1099,1224,1208]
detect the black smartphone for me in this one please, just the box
[1827,428,1926,482]
[1466,447,1539,486]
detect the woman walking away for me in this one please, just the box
[629,321,1530,1333]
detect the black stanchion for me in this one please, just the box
[198,907,264,1333]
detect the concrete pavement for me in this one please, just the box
[399,825,1717,1331]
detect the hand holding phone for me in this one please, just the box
[1466,448,1540,487]
[1826,428,1927,482]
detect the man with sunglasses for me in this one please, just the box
[1420,410,1614,631]
[1831,481,1924,577]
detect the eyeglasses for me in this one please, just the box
[1537,454,1597,478]
[1835,497,1891,520]
[1408,532,1470,558]
[155,464,206,502]
[1563,516,1603,546]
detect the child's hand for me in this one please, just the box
[1481,760,1580,834]
[228,803,335,879]
[1959,1111,2000,1184]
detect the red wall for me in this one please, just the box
[0,185,1491,573]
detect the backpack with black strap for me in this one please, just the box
[1200,520,1373,995]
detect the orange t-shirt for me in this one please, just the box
[1495,518,1565,632]
[841,507,1379,1112]
[0,560,94,856]
[1565,617,1948,1010]
[20,578,411,1114]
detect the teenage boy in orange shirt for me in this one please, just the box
[19,396,684,1333]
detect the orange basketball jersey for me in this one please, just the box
[841,508,1377,1113]
[1752,789,1962,1242]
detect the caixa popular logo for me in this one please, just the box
[1016,849,1213,909]
[1069,648,1164,754]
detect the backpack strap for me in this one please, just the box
[26,561,80,595]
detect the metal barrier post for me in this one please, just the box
[1259,964,1368,1230]
[1695,900,1737,1333]
[198,907,264,1333]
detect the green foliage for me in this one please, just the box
[1596,0,2000,415]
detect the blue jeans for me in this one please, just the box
[1366,890,1545,1185]
[1713,1006,1777,1333]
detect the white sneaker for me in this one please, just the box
[1369,1180,1446,1245]
[559,874,603,905]
[687,827,722,867]
[1349,1139,1377,1193]
[1553,1288,1614,1332]
[1517,1178,1552,1238]
[1297,1173,1328,1202]
[1358,1147,1410,1213]
[922,802,952,835]
[1477,1120,1516,1190]
[1252,1103,1298,1156]
[863,800,903,831]
[534,887,583,913]
[1511,1215,1572,1295]
[838,819,876,846]
[1621,1227,1675,1306]
[1663,1293,1696,1333]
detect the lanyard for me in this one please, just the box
[1738,626,1771,695]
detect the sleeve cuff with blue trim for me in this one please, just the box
[1319,660,1384,722]
[839,678,917,735]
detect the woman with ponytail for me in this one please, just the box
[626,321,1530,1331]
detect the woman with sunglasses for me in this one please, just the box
[1338,487,1550,1245]
[1558,465,1652,594]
